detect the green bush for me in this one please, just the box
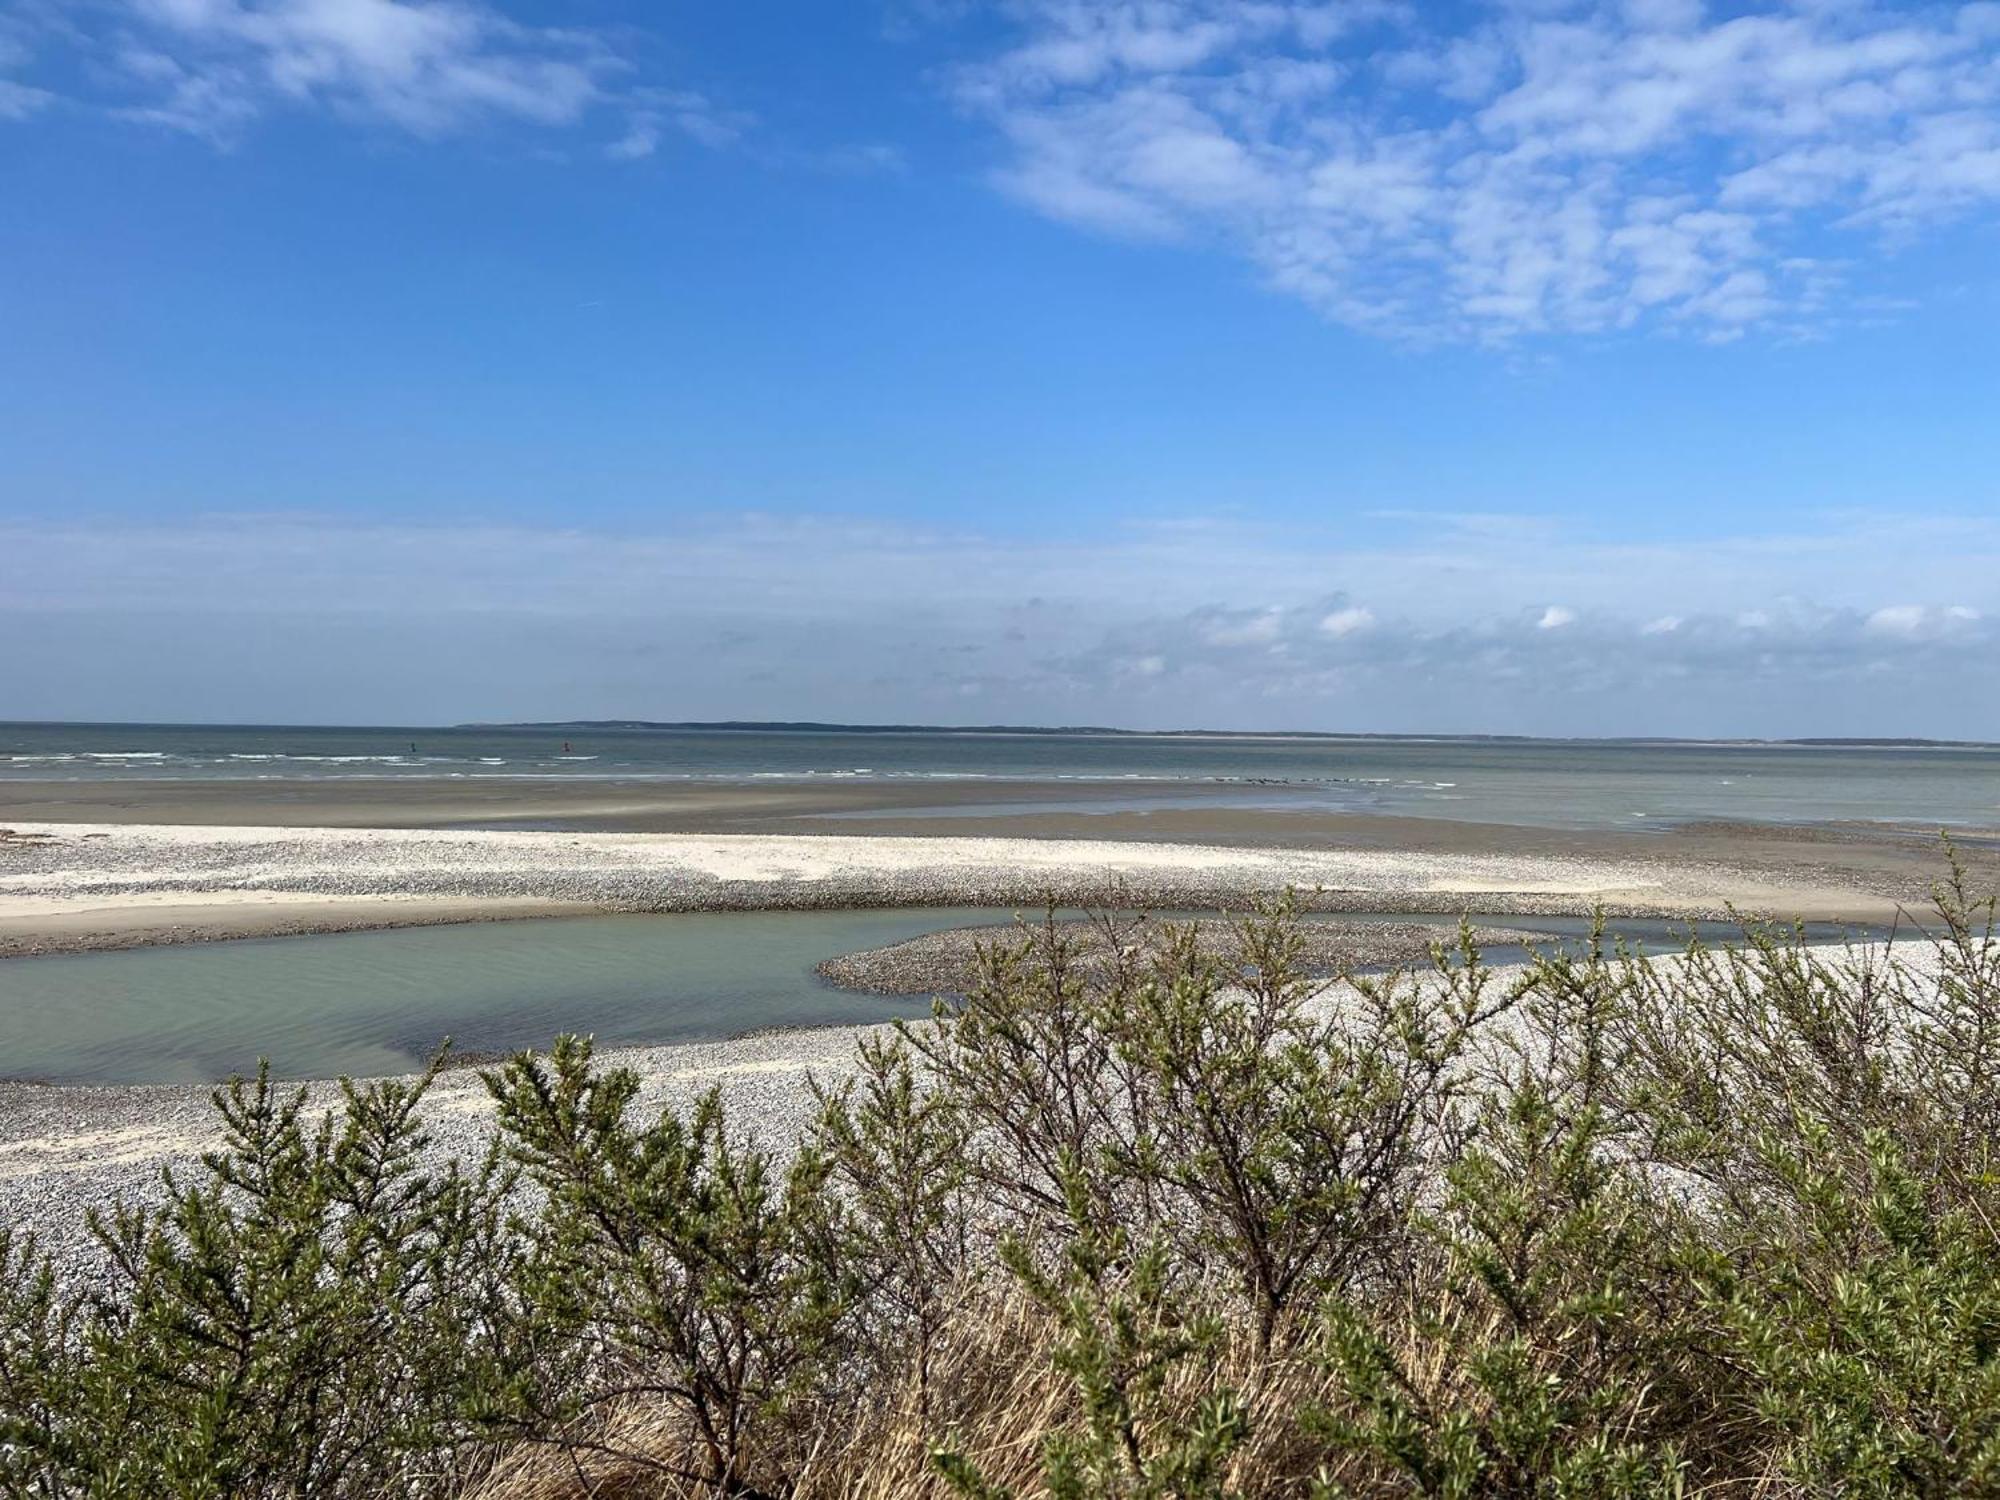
[0,1057,513,1497]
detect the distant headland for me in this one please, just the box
[467,720,2000,750]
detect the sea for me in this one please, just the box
[4,721,1998,832]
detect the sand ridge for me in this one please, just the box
[0,819,1904,958]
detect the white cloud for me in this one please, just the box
[605,91,749,160]
[957,1,2000,340]
[1864,601,1987,637]
[1866,602,1929,635]
[1537,604,1575,629]
[0,76,52,119]
[1200,606,1284,645]
[1318,604,1374,637]
[604,119,657,160]
[95,0,619,140]
[7,2,908,168]
[1642,614,1682,634]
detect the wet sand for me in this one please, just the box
[6,775,1986,862]
[0,774,1260,831]
[0,815,1946,962]
[0,892,599,958]
[1,777,1983,958]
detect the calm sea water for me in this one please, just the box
[3,722,1998,830]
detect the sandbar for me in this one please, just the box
[1,773,1981,959]
[0,817,1931,961]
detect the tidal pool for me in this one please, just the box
[0,908,1856,1085]
[0,909,1004,1085]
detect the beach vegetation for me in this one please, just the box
[3,860,1999,1498]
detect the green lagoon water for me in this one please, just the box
[0,910,989,1085]
[0,908,1826,1085]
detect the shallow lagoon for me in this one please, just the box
[0,908,1857,1085]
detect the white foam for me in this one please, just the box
[281,755,413,764]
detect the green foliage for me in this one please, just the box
[1312,929,1691,1498]
[483,1034,849,1496]
[0,1226,76,1492]
[934,1153,1246,1500]
[1698,1124,2000,1496]
[905,902,1505,1353]
[808,1033,974,1409]
[0,1055,513,1499]
[1102,901,1477,1350]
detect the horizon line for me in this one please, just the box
[6,718,1999,751]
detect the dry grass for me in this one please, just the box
[464,1289,1362,1500]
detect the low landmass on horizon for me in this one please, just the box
[472,718,2000,750]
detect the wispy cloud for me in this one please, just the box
[2,0,918,173]
[0,75,51,117]
[955,1,2000,341]
[97,0,620,141]
[604,89,751,161]
[0,20,54,118]
[0,0,771,156]
[6,508,1997,733]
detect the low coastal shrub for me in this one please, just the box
[3,860,1999,1498]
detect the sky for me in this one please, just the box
[2,0,1998,737]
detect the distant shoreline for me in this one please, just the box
[7,719,1998,751]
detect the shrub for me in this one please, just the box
[481,1035,848,1497]
[0,1057,512,1498]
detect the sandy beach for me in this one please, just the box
[3,775,1979,958]
[0,813,1933,960]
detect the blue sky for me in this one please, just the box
[3,0,1998,735]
